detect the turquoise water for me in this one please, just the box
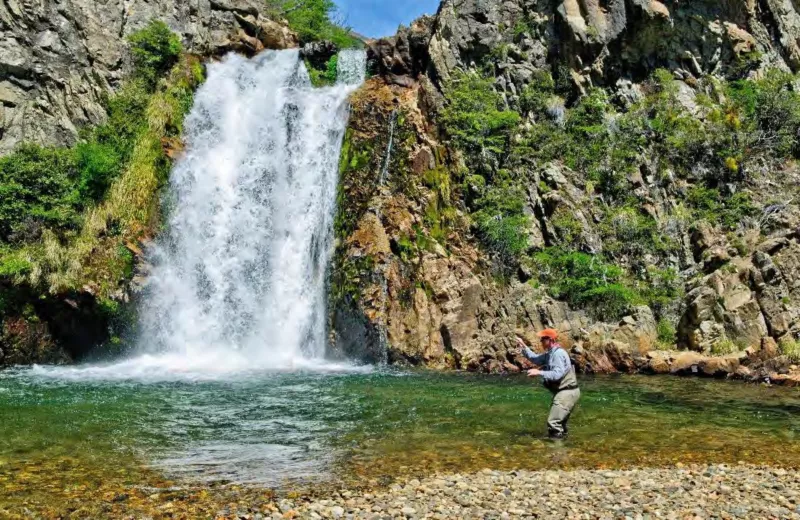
[1,368,799,515]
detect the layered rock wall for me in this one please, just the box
[336,0,800,384]
[0,0,296,155]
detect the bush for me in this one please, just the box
[306,54,338,87]
[441,70,520,170]
[656,318,677,347]
[600,206,677,259]
[267,0,360,47]
[687,186,756,230]
[727,70,800,158]
[472,185,529,267]
[0,145,80,242]
[779,337,800,363]
[711,337,743,355]
[76,142,123,202]
[533,248,639,320]
[128,20,183,87]
[638,266,681,315]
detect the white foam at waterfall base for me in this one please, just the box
[33,50,370,382]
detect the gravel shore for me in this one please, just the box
[261,464,800,519]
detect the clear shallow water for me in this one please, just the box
[2,368,799,498]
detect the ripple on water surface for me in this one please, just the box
[1,368,799,497]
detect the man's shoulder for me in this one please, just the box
[552,346,570,361]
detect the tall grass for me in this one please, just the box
[21,56,204,298]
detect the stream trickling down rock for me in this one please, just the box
[1,50,800,514]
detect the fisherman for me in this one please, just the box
[516,329,580,440]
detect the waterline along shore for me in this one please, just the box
[7,464,794,519]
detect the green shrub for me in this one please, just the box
[0,145,80,242]
[711,337,743,356]
[267,0,360,47]
[76,142,123,202]
[600,206,677,258]
[533,248,639,320]
[727,69,800,158]
[687,186,756,229]
[472,185,529,266]
[656,318,677,347]
[779,337,800,362]
[128,20,183,87]
[638,266,682,315]
[307,54,338,87]
[551,211,583,247]
[441,71,521,169]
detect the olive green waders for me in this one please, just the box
[546,387,581,438]
[544,361,580,439]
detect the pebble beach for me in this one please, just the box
[261,465,799,520]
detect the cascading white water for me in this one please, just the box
[32,50,367,380]
[131,49,366,374]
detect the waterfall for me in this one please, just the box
[378,110,397,185]
[124,49,366,375]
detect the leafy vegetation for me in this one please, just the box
[441,71,520,172]
[656,318,677,348]
[127,20,183,87]
[0,21,203,323]
[0,146,81,243]
[532,248,639,320]
[440,71,526,270]
[779,336,800,363]
[306,55,338,87]
[264,0,361,48]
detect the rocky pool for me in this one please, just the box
[1,368,798,516]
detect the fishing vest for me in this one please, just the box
[543,346,579,393]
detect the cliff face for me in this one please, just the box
[332,0,800,383]
[0,0,296,155]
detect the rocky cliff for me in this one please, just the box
[332,0,800,384]
[0,0,296,155]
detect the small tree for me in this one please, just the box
[128,20,183,87]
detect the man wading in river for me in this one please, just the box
[516,329,580,440]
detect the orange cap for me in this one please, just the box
[537,328,559,340]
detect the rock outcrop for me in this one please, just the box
[0,0,297,155]
[336,0,800,385]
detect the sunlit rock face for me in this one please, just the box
[335,0,800,379]
[0,0,298,155]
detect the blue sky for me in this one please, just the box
[334,0,441,38]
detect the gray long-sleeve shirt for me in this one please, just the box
[523,345,572,382]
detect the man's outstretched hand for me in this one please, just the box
[515,337,528,354]
[527,368,541,377]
